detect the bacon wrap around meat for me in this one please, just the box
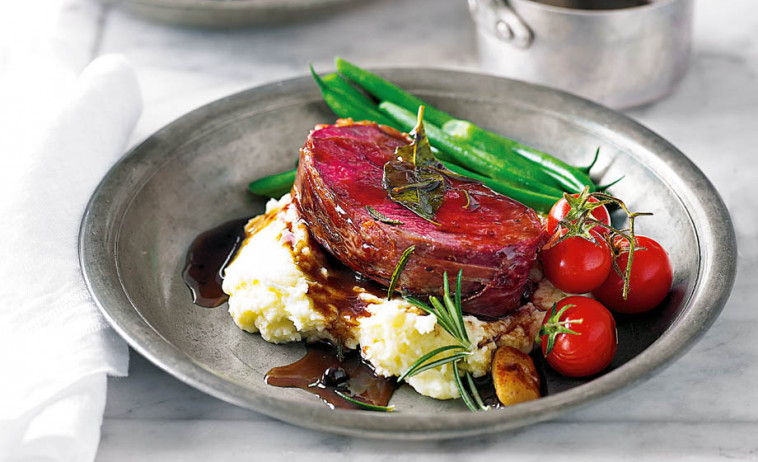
[293,120,547,318]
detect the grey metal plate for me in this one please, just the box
[119,0,358,27]
[79,69,737,439]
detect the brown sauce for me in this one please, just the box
[183,208,398,410]
[182,217,249,308]
[265,342,397,410]
[286,215,386,342]
[181,202,386,340]
[183,206,526,411]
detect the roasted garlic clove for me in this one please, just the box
[492,346,541,406]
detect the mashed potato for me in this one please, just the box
[223,195,340,345]
[357,293,544,399]
[223,195,561,400]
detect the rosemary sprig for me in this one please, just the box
[334,390,395,412]
[399,271,488,411]
[387,245,415,300]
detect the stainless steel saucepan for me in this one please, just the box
[468,0,694,108]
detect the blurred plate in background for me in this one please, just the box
[116,0,360,27]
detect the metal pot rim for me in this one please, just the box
[510,0,681,16]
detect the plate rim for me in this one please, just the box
[120,0,360,27]
[79,68,737,439]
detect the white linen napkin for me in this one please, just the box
[0,55,140,461]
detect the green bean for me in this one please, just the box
[248,169,296,198]
[441,162,560,212]
[439,120,562,189]
[442,119,595,193]
[322,73,375,107]
[430,146,455,163]
[310,65,399,129]
[316,77,458,167]
[335,57,454,128]
[331,58,595,193]
[378,101,564,197]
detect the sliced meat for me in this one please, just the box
[293,120,547,318]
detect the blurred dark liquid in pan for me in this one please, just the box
[530,0,651,9]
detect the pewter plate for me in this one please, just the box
[79,69,736,439]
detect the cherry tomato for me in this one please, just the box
[539,296,617,377]
[540,229,612,294]
[547,195,611,234]
[592,235,672,314]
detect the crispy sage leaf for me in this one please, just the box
[394,106,435,167]
[382,107,446,224]
[365,205,404,225]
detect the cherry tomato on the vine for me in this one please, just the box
[546,194,611,235]
[592,235,672,314]
[538,296,617,377]
[540,229,612,294]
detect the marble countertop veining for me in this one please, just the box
[53,0,758,459]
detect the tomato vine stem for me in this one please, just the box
[553,186,653,300]
[536,303,586,355]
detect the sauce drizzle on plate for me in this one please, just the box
[265,342,397,410]
[182,217,249,308]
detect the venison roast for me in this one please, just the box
[293,120,546,318]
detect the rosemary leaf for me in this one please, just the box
[366,205,404,225]
[465,369,488,410]
[455,270,463,315]
[441,293,466,344]
[387,245,415,300]
[334,390,395,412]
[444,271,470,346]
[403,296,436,317]
[397,345,468,382]
[452,298,470,347]
[404,296,435,314]
[441,291,461,331]
[404,296,458,337]
[429,296,462,342]
[403,352,473,380]
[453,362,478,412]
[405,297,455,335]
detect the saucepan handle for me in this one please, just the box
[468,0,533,49]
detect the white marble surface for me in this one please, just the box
[51,0,758,459]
